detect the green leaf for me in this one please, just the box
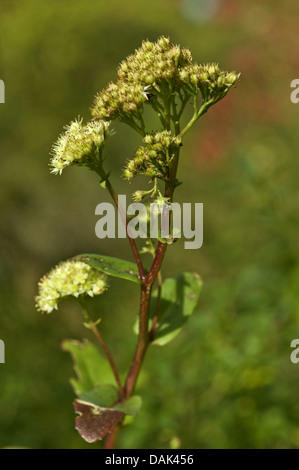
[152,272,202,345]
[134,272,202,345]
[78,384,119,408]
[78,386,142,416]
[114,396,142,415]
[62,339,117,395]
[74,253,141,284]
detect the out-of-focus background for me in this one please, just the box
[1,0,299,449]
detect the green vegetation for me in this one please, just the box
[1,0,299,449]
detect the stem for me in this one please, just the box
[96,165,146,281]
[162,86,172,131]
[149,96,167,128]
[105,424,120,449]
[171,94,180,135]
[79,299,125,399]
[178,97,214,140]
[144,241,167,286]
[177,91,190,120]
[106,179,146,280]
[124,191,170,396]
[149,270,162,340]
[100,81,205,441]
[124,284,152,397]
[120,114,145,137]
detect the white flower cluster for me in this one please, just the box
[36,260,107,313]
[50,118,110,175]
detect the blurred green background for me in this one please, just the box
[1,0,299,449]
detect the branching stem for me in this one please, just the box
[79,299,124,399]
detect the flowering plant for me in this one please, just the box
[36,36,239,448]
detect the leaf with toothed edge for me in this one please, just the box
[62,339,117,395]
[74,253,141,284]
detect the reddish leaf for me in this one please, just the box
[73,401,124,443]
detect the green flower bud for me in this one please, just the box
[146,168,157,178]
[143,134,152,144]
[123,168,134,179]
[157,36,170,50]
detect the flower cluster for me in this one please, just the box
[124,131,181,181]
[91,36,239,122]
[91,81,146,121]
[179,63,240,99]
[116,36,193,88]
[36,260,108,313]
[50,118,110,175]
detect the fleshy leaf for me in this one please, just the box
[74,254,141,284]
[62,339,117,395]
[134,272,202,346]
[74,401,124,443]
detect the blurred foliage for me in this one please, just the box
[1,0,299,449]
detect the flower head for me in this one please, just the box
[36,260,108,313]
[124,131,182,181]
[92,36,240,123]
[50,118,110,175]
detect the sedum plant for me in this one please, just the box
[36,36,239,448]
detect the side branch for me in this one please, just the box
[97,167,146,281]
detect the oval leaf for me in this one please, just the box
[114,396,142,416]
[78,384,119,408]
[152,272,202,345]
[74,253,141,284]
